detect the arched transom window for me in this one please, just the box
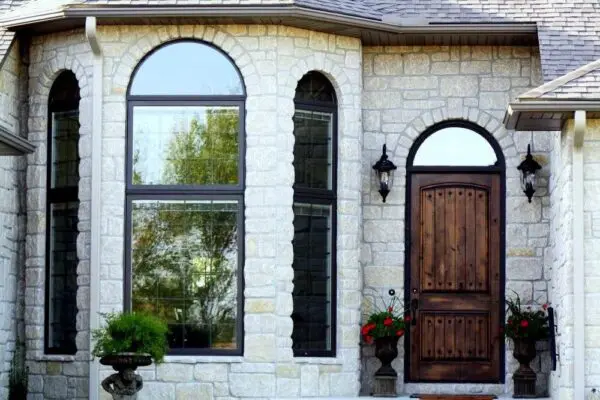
[125,40,245,355]
[412,125,498,167]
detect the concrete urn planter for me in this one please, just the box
[100,353,152,400]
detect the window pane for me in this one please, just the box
[131,199,239,351]
[413,127,498,166]
[130,42,244,96]
[294,71,336,103]
[132,106,240,186]
[293,110,333,190]
[52,111,80,188]
[48,202,79,353]
[292,203,332,353]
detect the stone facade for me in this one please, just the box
[361,45,553,396]
[25,29,92,399]
[548,121,574,400]
[584,120,600,393]
[93,24,363,399]
[0,39,26,399]
[1,21,590,400]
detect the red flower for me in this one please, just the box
[404,315,412,322]
[508,318,513,324]
[542,304,548,310]
[396,329,405,337]
[388,307,393,312]
[365,335,373,344]
[384,317,393,326]
[361,323,376,335]
[520,320,529,328]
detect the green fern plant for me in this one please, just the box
[91,312,168,363]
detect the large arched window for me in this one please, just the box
[125,40,245,355]
[46,70,80,355]
[291,71,337,357]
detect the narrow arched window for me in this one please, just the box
[291,71,337,357]
[46,70,80,355]
[125,40,245,355]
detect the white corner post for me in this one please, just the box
[573,109,586,400]
[85,16,102,400]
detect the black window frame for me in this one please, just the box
[124,39,246,356]
[292,72,338,357]
[45,70,80,355]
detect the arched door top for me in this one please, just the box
[407,120,505,170]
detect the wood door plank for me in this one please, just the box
[434,188,446,291]
[475,189,489,292]
[422,189,435,291]
[445,188,457,291]
[456,187,467,291]
[465,188,476,292]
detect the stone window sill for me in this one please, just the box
[293,357,342,365]
[38,355,76,362]
[163,355,244,364]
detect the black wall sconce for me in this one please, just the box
[517,144,541,203]
[372,144,397,203]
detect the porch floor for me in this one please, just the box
[277,397,552,400]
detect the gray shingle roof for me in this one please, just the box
[519,57,600,100]
[2,0,600,91]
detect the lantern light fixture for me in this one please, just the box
[517,144,541,203]
[372,144,397,203]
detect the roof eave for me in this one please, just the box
[0,4,538,37]
[504,99,600,131]
[0,127,35,155]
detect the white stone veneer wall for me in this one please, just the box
[0,39,26,399]
[583,119,600,393]
[95,24,362,399]
[26,29,92,399]
[548,121,574,400]
[361,45,553,396]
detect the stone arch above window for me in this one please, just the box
[128,40,245,96]
[408,120,503,168]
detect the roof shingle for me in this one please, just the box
[2,0,600,89]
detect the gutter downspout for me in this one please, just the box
[85,16,102,400]
[573,110,586,400]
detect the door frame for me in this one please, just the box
[403,120,507,383]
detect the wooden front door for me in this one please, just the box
[408,173,502,382]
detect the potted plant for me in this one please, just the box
[504,293,549,398]
[92,312,168,399]
[361,289,410,396]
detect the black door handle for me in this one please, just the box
[410,298,419,326]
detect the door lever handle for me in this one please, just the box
[410,298,419,326]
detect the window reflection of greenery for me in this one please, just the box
[131,108,240,349]
[132,107,239,186]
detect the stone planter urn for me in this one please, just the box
[372,335,400,397]
[512,339,537,398]
[100,353,152,400]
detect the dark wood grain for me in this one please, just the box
[408,173,501,382]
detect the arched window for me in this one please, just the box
[411,125,498,167]
[46,70,80,355]
[125,41,245,355]
[291,71,337,357]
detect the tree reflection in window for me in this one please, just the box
[126,40,244,355]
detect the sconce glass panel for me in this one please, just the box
[413,127,497,166]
